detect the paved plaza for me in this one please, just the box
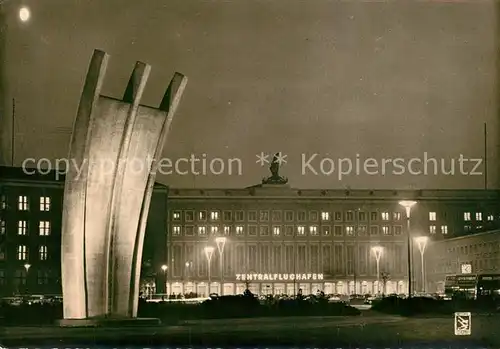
[2,312,499,347]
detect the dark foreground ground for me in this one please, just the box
[2,311,500,348]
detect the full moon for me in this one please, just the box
[19,6,31,22]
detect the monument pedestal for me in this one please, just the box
[57,317,161,327]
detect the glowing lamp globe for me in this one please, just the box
[19,7,31,22]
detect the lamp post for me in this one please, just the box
[204,246,215,295]
[161,264,168,296]
[414,236,428,293]
[215,237,227,295]
[24,263,30,293]
[399,200,417,298]
[371,246,383,294]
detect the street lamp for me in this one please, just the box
[215,237,227,295]
[18,5,29,22]
[414,236,429,293]
[399,200,417,298]
[371,246,383,294]
[24,263,30,294]
[204,246,215,295]
[161,264,168,296]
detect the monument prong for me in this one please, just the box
[61,49,109,320]
[123,61,151,104]
[159,72,188,113]
[60,50,187,326]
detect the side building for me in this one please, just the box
[426,229,500,293]
[165,180,500,297]
[0,166,169,297]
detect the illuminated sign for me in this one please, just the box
[461,264,472,274]
[454,312,471,336]
[236,273,324,281]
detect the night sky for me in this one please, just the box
[1,0,498,189]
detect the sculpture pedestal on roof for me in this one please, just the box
[59,50,187,324]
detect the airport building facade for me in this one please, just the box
[1,165,500,297]
[164,182,500,297]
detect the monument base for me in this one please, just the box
[57,317,161,327]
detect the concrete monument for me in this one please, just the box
[60,50,187,324]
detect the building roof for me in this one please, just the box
[168,185,500,200]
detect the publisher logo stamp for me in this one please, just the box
[454,312,471,336]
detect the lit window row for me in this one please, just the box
[463,212,494,221]
[171,210,404,222]
[0,195,51,211]
[429,225,448,234]
[0,220,51,236]
[171,224,406,237]
[14,245,48,261]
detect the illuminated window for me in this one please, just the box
[429,225,436,234]
[428,212,436,221]
[0,195,6,210]
[17,245,27,260]
[487,214,494,221]
[358,225,367,235]
[197,226,206,235]
[309,226,318,235]
[172,211,181,220]
[236,225,244,235]
[381,212,389,221]
[345,225,354,236]
[321,226,330,236]
[382,225,390,235]
[321,212,330,221]
[476,212,482,221]
[18,221,27,235]
[393,212,401,221]
[464,212,471,221]
[0,220,5,234]
[273,226,281,236]
[39,245,48,261]
[39,221,50,236]
[297,226,305,235]
[210,226,218,234]
[18,196,28,211]
[39,196,50,211]
[260,211,269,221]
[441,225,448,235]
[210,211,219,221]
[172,226,181,235]
[198,211,207,221]
[223,226,231,235]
